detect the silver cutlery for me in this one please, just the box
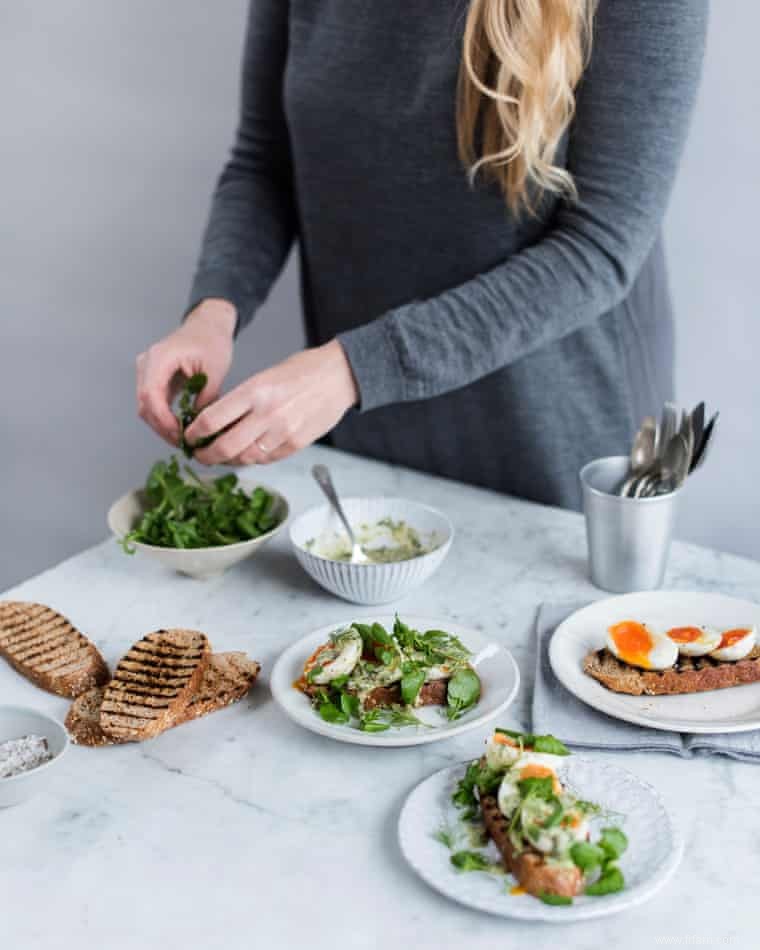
[311,464,371,564]
[619,402,717,497]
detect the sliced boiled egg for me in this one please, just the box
[484,730,522,770]
[606,620,677,671]
[497,752,564,818]
[666,625,722,657]
[709,626,757,662]
[304,626,363,684]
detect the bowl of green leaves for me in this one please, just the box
[108,456,289,579]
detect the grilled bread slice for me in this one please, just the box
[67,652,260,746]
[480,792,582,898]
[99,629,210,741]
[0,600,109,698]
[583,646,760,696]
[173,651,260,726]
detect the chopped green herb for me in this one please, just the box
[450,851,493,872]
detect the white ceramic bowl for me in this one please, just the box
[108,478,289,579]
[289,497,453,604]
[0,706,69,808]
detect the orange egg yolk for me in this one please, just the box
[667,626,703,643]
[718,628,751,649]
[492,733,517,747]
[609,620,654,668]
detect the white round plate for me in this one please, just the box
[550,591,760,733]
[399,758,682,922]
[270,616,519,747]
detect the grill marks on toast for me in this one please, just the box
[67,652,260,746]
[583,646,760,696]
[0,601,109,698]
[99,629,210,741]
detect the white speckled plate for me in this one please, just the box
[550,591,760,733]
[399,758,683,922]
[270,616,519,747]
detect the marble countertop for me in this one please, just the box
[1,445,757,949]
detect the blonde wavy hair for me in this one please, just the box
[458,0,597,214]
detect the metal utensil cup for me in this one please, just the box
[580,456,683,593]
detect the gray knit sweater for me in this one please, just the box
[189,0,708,508]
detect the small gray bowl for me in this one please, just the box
[0,705,69,808]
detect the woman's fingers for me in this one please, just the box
[192,409,269,466]
[136,349,180,444]
[184,382,257,444]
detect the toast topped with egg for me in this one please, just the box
[295,617,481,731]
[584,620,760,696]
[444,729,628,905]
[0,601,109,698]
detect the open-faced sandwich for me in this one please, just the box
[441,729,628,905]
[294,617,482,731]
[584,619,760,695]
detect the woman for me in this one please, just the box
[136,0,707,509]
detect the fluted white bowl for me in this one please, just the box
[289,497,453,604]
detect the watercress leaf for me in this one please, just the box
[371,622,393,645]
[318,701,349,724]
[539,892,573,906]
[584,866,625,897]
[532,735,571,756]
[599,827,628,861]
[517,776,555,800]
[450,851,491,872]
[340,691,360,719]
[330,674,349,688]
[446,669,481,720]
[570,841,605,872]
[401,667,426,706]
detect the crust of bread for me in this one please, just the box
[583,646,760,696]
[0,600,110,698]
[67,652,260,746]
[99,629,210,741]
[480,793,582,898]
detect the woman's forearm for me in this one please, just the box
[340,0,708,411]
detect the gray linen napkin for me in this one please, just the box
[532,602,760,762]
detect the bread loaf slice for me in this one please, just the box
[0,600,109,698]
[99,629,210,741]
[173,651,260,726]
[481,792,582,898]
[583,646,760,696]
[68,651,259,746]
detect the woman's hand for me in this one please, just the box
[185,339,359,465]
[136,299,237,444]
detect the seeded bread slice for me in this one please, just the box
[0,601,109,698]
[67,652,260,746]
[583,646,760,696]
[99,629,210,741]
[480,792,582,898]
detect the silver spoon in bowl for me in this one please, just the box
[311,464,371,565]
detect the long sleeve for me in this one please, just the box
[339,0,708,411]
[187,1,296,331]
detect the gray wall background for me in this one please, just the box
[1,2,758,591]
